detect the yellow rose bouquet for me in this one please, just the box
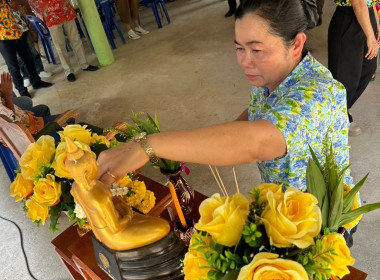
[183,147,380,280]
[9,124,154,232]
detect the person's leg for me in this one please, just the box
[13,96,33,110]
[348,9,378,107]
[28,104,51,118]
[18,32,45,80]
[63,20,89,69]
[18,54,29,81]
[49,23,75,76]
[116,0,132,31]
[117,0,140,39]
[0,39,30,97]
[328,8,363,121]
[131,0,149,35]
[42,114,60,124]
[15,32,42,87]
[130,0,139,26]
[26,32,45,74]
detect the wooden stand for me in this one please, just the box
[51,175,367,280]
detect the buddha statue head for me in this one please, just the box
[65,137,98,188]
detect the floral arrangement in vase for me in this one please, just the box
[183,147,380,280]
[10,124,156,231]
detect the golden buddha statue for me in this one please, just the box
[64,137,170,251]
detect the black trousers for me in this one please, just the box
[328,6,378,122]
[0,32,41,96]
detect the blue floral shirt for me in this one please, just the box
[248,53,353,191]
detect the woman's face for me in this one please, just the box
[235,14,304,93]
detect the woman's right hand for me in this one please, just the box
[97,141,149,186]
[0,72,13,97]
[365,36,379,60]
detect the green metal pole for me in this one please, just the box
[77,0,114,66]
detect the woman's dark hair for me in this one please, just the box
[235,0,308,44]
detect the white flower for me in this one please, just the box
[74,203,87,219]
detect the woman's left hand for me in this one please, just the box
[365,36,379,60]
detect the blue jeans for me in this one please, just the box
[18,32,44,79]
[0,32,41,96]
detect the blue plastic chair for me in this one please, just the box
[25,15,57,65]
[0,144,18,182]
[140,0,171,29]
[95,0,126,49]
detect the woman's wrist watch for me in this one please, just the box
[133,132,158,164]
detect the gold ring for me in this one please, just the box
[106,170,116,179]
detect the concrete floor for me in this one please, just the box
[1,0,379,279]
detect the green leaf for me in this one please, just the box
[221,261,229,273]
[339,203,380,227]
[306,158,328,228]
[320,194,330,231]
[338,165,350,179]
[308,145,323,172]
[49,203,63,232]
[220,270,240,280]
[328,177,344,231]
[342,173,369,213]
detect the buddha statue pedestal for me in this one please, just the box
[92,230,187,280]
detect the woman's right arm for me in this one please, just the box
[352,0,379,60]
[97,120,287,185]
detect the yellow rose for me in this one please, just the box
[237,252,308,280]
[261,187,322,248]
[183,249,212,280]
[342,184,362,229]
[51,141,95,179]
[316,233,355,278]
[184,232,214,280]
[33,174,61,206]
[10,173,34,202]
[19,135,56,180]
[91,133,110,147]
[249,183,283,205]
[26,198,50,225]
[195,192,249,246]
[59,124,92,145]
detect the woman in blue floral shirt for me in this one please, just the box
[97,0,353,196]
